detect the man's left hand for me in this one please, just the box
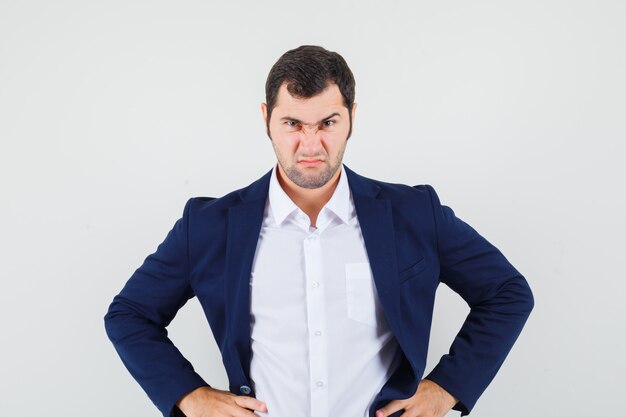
[375,379,458,417]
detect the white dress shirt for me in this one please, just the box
[249,164,401,417]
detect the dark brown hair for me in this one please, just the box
[265,45,356,134]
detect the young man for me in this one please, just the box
[104,45,534,417]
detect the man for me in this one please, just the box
[104,45,534,417]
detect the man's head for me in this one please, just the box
[261,45,357,190]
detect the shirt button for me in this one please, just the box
[312,281,319,288]
[315,331,322,336]
[307,235,316,241]
[239,385,252,395]
[315,381,324,387]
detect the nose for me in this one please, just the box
[299,126,324,154]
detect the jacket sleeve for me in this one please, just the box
[423,185,534,415]
[104,198,209,417]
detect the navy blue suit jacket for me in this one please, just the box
[104,165,534,417]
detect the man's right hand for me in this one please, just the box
[176,386,268,417]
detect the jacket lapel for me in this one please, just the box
[224,169,272,385]
[344,166,404,340]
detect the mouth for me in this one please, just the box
[298,159,324,167]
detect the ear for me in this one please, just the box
[261,103,268,125]
[261,103,272,140]
[351,102,357,123]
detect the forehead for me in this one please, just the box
[273,83,346,117]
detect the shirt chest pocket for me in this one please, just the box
[345,262,379,327]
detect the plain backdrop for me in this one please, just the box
[1,1,624,416]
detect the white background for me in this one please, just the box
[1,1,624,416]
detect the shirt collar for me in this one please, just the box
[323,164,353,225]
[268,164,354,227]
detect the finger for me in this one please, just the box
[375,399,406,417]
[232,406,262,417]
[234,395,268,413]
[231,406,261,417]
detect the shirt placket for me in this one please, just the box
[303,228,329,417]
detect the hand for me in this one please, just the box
[176,386,268,417]
[375,379,457,417]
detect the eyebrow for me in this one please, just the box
[279,112,341,125]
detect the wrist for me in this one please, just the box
[176,385,210,414]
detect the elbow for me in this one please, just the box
[525,280,535,315]
[507,274,535,321]
[103,299,133,344]
[516,273,534,317]
[103,303,120,343]
[484,274,535,320]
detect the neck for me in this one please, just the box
[276,165,341,227]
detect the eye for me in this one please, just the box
[285,120,300,128]
[323,119,336,127]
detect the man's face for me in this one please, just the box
[262,83,356,189]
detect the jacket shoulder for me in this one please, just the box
[346,168,434,202]
[185,169,273,215]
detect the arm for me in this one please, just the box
[103,199,208,417]
[424,185,534,415]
